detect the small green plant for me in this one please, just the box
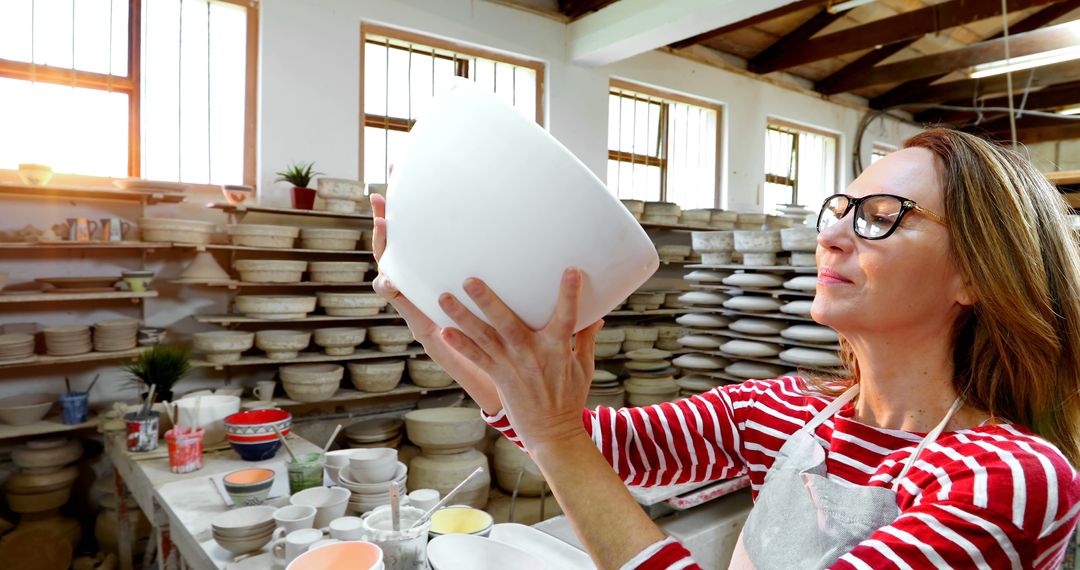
[124,346,191,400]
[275,161,323,188]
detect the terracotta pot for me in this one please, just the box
[291,186,316,210]
[407,449,490,509]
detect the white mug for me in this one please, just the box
[254,381,276,402]
[328,516,365,540]
[273,504,317,533]
[271,527,323,566]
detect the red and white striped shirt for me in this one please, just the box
[484,375,1080,569]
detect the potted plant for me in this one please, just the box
[124,346,191,403]
[275,161,323,210]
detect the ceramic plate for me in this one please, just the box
[720,340,782,358]
[722,273,784,289]
[725,361,790,380]
[675,313,731,329]
[722,295,782,312]
[488,523,596,569]
[783,276,818,292]
[429,534,547,570]
[673,353,729,370]
[780,325,839,344]
[380,82,658,332]
[780,300,814,316]
[678,291,730,306]
[729,318,787,336]
[683,270,730,282]
[779,347,843,368]
[677,335,722,349]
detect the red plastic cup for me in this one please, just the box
[165,427,205,474]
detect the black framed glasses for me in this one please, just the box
[817,193,946,240]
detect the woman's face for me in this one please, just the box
[810,147,973,336]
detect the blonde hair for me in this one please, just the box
[816,128,1080,464]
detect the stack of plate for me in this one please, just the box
[0,334,35,361]
[623,349,679,406]
[93,319,139,352]
[43,326,92,356]
[676,374,728,398]
[586,370,624,409]
[344,418,403,449]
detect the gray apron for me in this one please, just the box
[728,385,962,569]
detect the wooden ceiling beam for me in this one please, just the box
[881,60,1080,106]
[871,0,1080,108]
[980,118,1080,143]
[756,0,1061,74]
[668,0,826,50]
[816,39,919,94]
[915,79,1080,123]
[822,22,1080,93]
[748,9,846,74]
[558,0,620,19]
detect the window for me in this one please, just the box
[0,0,257,185]
[361,25,544,185]
[870,143,895,164]
[607,80,720,208]
[764,120,838,215]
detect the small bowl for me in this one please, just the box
[429,506,494,537]
[210,504,277,536]
[18,163,53,186]
[222,185,253,205]
[223,467,275,506]
[347,448,398,484]
[286,540,383,570]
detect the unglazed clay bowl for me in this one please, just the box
[0,394,56,426]
[313,327,367,356]
[234,260,307,284]
[234,295,317,320]
[406,358,454,388]
[308,262,371,284]
[192,331,255,364]
[380,81,658,333]
[300,228,362,251]
[316,292,388,317]
[254,330,311,360]
[227,224,300,249]
[347,360,405,393]
[404,407,485,454]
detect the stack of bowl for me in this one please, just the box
[642,202,681,224]
[336,448,408,514]
[7,438,82,515]
[586,370,624,409]
[44,326,92,356]
[193,331,255,364]
[623,348,679,406]
[493,436,545,496]
[620,199,645,220]
[656,245,691,262]
[654,325,688,351]
[316,178,368,213]
[710,210,738,230]
[406,358,453,388]
[139,218,216,245]
[594,328,624,358]
[316,292,387,317]
[92,319,139,352]
[781,226,818,267]
[622,327,658,352]
[280,364,343,402]
[224,409,292,461]
[313,327,367,356]
[676,374,727,398]
[367,326,414,353]
[691,230,735,265]
[680,209,712,227]
[734,230,782,267]
[625,291,665,312]
[300,228,361,251]
[347,359,405,393]
[210,505,277,555]
[343,418,403,450]
[404,408,491,509]
[0,333,35,361]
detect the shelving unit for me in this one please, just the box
[0,416,99,440]
[0,347,147,370]
[191,347,425,370]
[208,202,374,221]
[0,183,185,204]
[0,291,158,304]
[0,241,171,250]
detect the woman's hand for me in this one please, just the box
[437,268,603,450]
[369,194,502,413]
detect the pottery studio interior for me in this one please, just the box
[2,0,1080,569]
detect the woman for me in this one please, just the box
[373,128,1080,569]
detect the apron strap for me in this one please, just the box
[895,397,963,484]
[804,384,861,432]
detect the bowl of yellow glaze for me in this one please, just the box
[428,506,494,538]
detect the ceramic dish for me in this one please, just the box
[781,325,839,344]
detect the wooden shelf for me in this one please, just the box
[0,416,98,440]
[686,263,817,274]
[607,308,686,317]
[639,221,716,232]
[191,347,425,369]
[0,241,171,250]
[193,313,403,325]
[0,291,158,304]
[183,244,375,256]
[0,183,185,204]
[0,347,146,370]
[208,203,374,221]
[172,280,373,289]
[272,384,461,407]
[1046,170,1080,186]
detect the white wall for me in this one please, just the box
[258,0,921,211]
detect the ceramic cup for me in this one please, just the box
[271,527,323,567]
[124,411,161,452]
[407,489,440,512]
[360,506,429,570]
[254,380,276,402]
[274,505,317,533]
[328,516,365,541]
[58,391,89,425]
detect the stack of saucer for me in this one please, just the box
[93,319,139,352]
[43,326,92,356]
[0,334,35,361]
[623,349,679,406]
[344,418,403,449]
[586,370,624,409]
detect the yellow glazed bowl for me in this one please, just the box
[428,506,493,537]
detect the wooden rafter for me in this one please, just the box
[823,22,1080,93]
[668,0,827,50]
[870,0,1080,108]
[916,79,1080,124]
[816,39,919,94]
[755,0,1061,74]
[747,9,845,74]
[558,0,620,19]
[979,116,1080,142]
[885,60,1080,106]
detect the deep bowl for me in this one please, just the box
[0,394,56,426]
[224,409,292,461]
[223,467,275,506]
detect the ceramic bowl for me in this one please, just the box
[733,230,782,253]
[316,293,388,317]
[5,465,78,496]
[255,330,312,359]
[18,163,53,186]
[286,540,383,570]
[595,328,625,343]
[428,534,544,570]
[290,487,350,528]
[624,327,659,342]
[313,328,367,356]
[347,448,399,484]
[223,468,275,506]
[6,486,72,513]
[299,228,362,251]
[0,394,56,426]
[406,358,454,388]
[139,217,216,244]
[367,326,414,352]
[404,408,485,454]
[211,505,276,538]
[227,224,301,249]
[337,461,408,494]
[213,529,276,555]
[192,331,255,364]
[280,364,344,402]
[223,409,292,461]
[428,507,495,538]
[234,295,317,320]
[234,260,307,284]
[780,226,818,252]
[379,83,657,334]
[12,438,83,470]
[594,341,622,358]
[308,262,371,284]
[347,360,405,393]
[174,395,241,445]
[221,185,254,206]
[493,436,545,496]
[690,231,734,253]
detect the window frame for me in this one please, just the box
[0,0,259,188]
[765,117,841,207]
[607,78,723,207]
[358,23,546,185]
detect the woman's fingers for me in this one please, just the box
[549,268,584,339]
[373,276,438,340]
[462,278,533,348]
[439,292,511,362]
[440,327,498,371]
[371,195,387,261]
[574,319,603,373]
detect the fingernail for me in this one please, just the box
[438,293,454,308]
[464,278,483,296]
[566,268,580,285]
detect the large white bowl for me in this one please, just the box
[380,81,657,332]
[175,395,241,445]
[428,534,546,570]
